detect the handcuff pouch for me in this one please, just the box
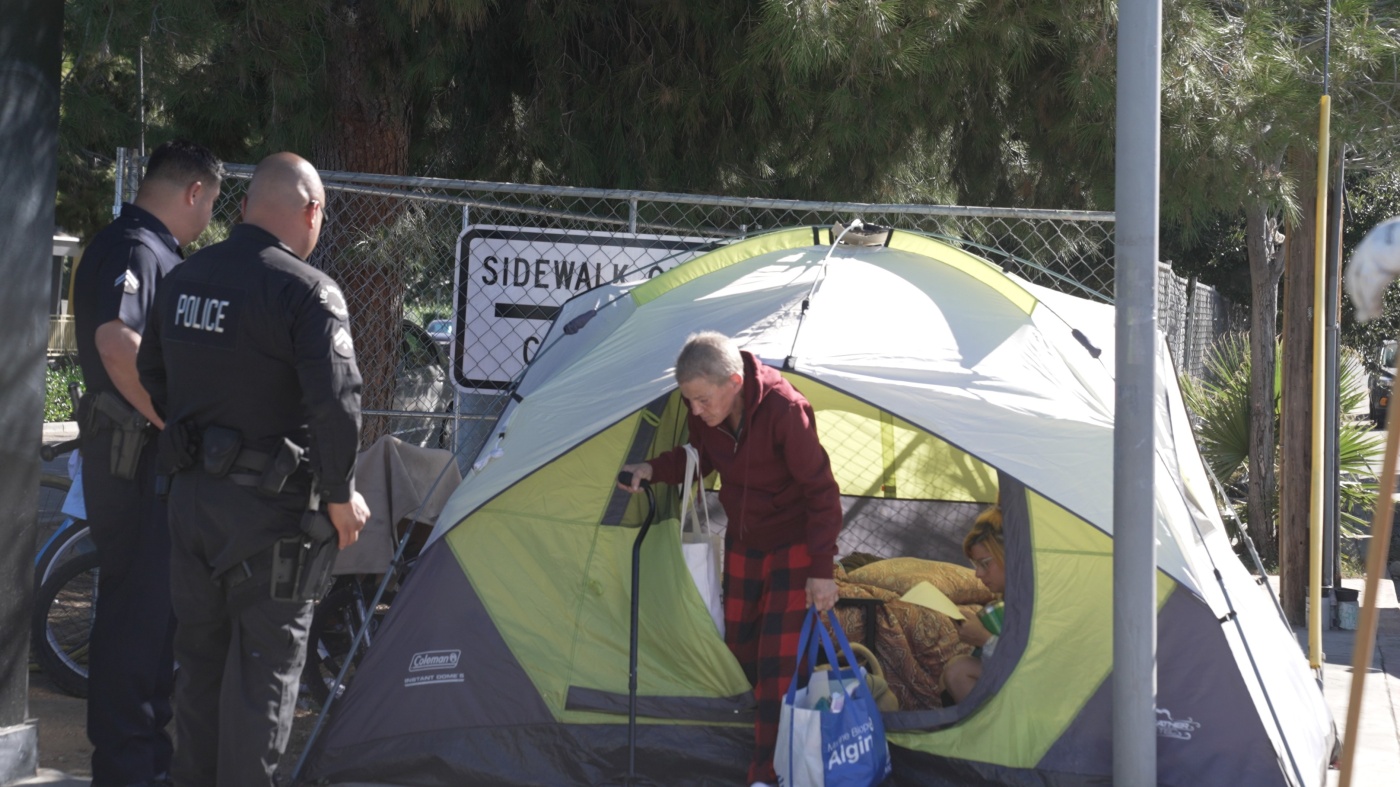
[201,426,242,477]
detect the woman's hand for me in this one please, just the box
[957,613,992,647]
[617,462,653,492]
[807,578,838,612]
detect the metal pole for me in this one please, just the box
[114,147,128,219]
[138,43,146,158]
[1323,147,1345,612]
[1114,0,1161,783]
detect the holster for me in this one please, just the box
[270,509,340,603]
[156,420,201,497]
[258,438,306,497]
[201,426,242,477]
[83,390,152,481]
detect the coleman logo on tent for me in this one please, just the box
[409,650,461,672]
[404,650,465,688]
[1155,707,1201,740]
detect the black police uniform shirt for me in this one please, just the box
[137,223,363,567]
[74,203,184,399]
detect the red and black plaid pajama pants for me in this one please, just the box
[723,540,813,785]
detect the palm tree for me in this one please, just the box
[1182,332,1382,565]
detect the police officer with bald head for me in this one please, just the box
[137,152,371,787]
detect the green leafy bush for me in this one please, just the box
[44,361,84,422]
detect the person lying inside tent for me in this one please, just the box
[827,555,995,710]
[941,506,1006,703]
[617,331,843,787]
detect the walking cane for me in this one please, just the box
[1338,220,1400,786]
[618,471,656,786]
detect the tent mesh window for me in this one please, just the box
[695,492,982,566]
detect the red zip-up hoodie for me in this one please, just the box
[648,352,843,578]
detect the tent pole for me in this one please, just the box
[1113,0,1161,783]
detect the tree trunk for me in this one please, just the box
[1278,157,1318,625]
[310,1,412,447]
[1244,204,1284,563]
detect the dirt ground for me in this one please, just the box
[27,667,320,780]
[29,671,92,777]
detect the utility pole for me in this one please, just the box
[1113,0,1162,782]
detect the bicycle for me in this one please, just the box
[36,436,93,588]
[31,442,96,698]
[31,382,97,698]
[31,549,98,698]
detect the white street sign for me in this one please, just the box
[453,226,714,390]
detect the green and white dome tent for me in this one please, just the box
[302,226,1332,786]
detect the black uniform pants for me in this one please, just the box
[81,429,176,787]
[167,473,313,787]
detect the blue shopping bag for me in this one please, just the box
[775,607,893,787]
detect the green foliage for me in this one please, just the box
[1160,214,1254,305]
[1182,332,1382,535]
[1335,350,1385,534]
[1152,1,1400,306]
[44,361,84,423]
[53,0,1400,285]
[1181,333,1277,483]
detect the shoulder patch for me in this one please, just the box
[332,327,355,358]
[319,285,349,320]
[115,269,139,295]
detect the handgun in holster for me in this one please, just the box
[82,390,152,481]
[270,508,340,603]
[155,420,201,498]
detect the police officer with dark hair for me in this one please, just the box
[72,138,223,787]
[137,151,370,787]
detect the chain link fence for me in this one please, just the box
[114,149,1235,462]
[1158,263,1247,381]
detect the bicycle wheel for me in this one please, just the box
[32,550,98,698]
[35,521,93,589]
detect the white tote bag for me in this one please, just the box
[680,445,725,636]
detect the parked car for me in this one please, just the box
[425,318,453,348]
[391,320,455,448]
[1370,339,1396,427]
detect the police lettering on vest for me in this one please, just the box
[167,282,243,349]
[175,293,229,333]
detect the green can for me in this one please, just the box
[978,600,1005,636]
